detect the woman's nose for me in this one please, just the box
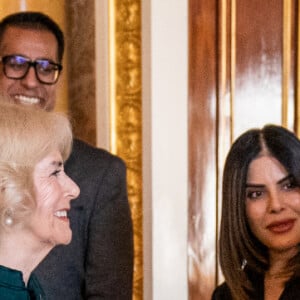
[268,192,284,213]
[65,176,80,200]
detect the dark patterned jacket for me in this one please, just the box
[34,139,134,299]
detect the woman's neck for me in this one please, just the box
[264,247,297,300]
[0,229,52,285]
[268,246,298,277]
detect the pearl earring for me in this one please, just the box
[4,216,13,226]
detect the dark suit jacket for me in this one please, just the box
[34,139,134,299]
[212,276,300,300]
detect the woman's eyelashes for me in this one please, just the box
[246,189,264,200]
[49,161,63,177]
[281,176,297,190]
[245,176,299,201]
[51,169,61,177]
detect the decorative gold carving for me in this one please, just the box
[109,1,142,299]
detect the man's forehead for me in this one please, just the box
[0,26,58,58]
[2,25,55,38]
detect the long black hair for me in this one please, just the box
[219,124,300,299]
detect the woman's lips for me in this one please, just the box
[54,209,70,222]
[267,219,295,234]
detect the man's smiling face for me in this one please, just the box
[0,26,60,111]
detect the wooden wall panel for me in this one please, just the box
[234,0,283,137]
[66,1,96,146]
[189,0,299,299]
[188,1,218,299]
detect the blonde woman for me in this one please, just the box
[0,101,79,299]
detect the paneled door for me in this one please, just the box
[188,1,300,299]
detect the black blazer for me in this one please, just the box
[34,139,134,299]
[212,276,300,300]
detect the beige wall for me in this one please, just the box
[142,1,188,299]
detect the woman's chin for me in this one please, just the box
[51,230,72,246]
[59,232,72,245]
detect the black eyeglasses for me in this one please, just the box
[0,55,63,85]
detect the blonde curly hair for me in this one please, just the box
[0,100,72,229]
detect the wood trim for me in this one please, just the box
[230,0,236,141]
[296,0,300,135]
[282,0,292,127]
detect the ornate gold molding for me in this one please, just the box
[109,1,143,299]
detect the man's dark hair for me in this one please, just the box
[0,11,64,62]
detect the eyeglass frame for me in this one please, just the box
[0,54,63,85]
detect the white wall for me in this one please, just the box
[95,0,189,298]
[142,0,188,299]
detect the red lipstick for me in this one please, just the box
[267,219,295,234]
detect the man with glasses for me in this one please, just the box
[0,54,62,85]
[0,12,133,300]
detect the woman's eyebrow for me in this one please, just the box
[51,161,63,168]
[277,174,293,185]
[246,175,293,188]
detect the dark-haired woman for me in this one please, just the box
[212,124,300,300]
